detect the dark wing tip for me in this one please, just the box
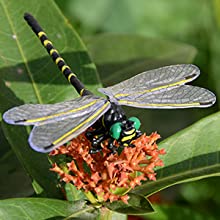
[185,73,198,80]
[29,141,55,153]
[199,101,216,107]
[28,132,55,153]
[3,110,28,125]
[199,93,216,107]
[14,119,27,123]
[44,144,55,151]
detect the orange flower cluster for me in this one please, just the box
[50,132,165,203]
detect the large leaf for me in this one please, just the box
[0,150,33,199]
[106,193,154,215]
[132,111,220,196]
[0,0,101,197]
[85,33,197,86]
[0,80,33,198]
[0,198,96,220]
[143,204,216,220]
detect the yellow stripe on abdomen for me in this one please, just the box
[55,57,64,64]
[38,31,46,38]
[123,128,135,135]
[121,132,136,142]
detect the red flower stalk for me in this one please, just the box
[50,132,165,203]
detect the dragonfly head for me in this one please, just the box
[110,117,141,140]
[121,119,134,131]
[128,117,141,130]
[121,117,141,131]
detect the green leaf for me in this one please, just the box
[65,183,86,202]
[132,111,220,196]
[105,193,154,215]
[143,204,216,220]
[180,177,220,204]
[85,33,197,86]
[0,198,95,220]
[0,0,100,197]
[98,208,127,220]
[110,212,127,220]
[210,29,220,109]
[0,150,33,199]
[69,0,213,53]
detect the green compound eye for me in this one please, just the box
[110,122,122,140]
[128,117,141,130]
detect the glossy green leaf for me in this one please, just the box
[133,111,220,196]
[105,193,154,215]
[0,0,100,197]
[0,198,95,220]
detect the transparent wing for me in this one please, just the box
[116,85,216,109]
[29,101,111,152]
[3,95,106,125]
[99,64,200,99]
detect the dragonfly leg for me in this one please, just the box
[107,138,118,154]
[87,130,109,154]
[86,127,103,140]
[89,145,103,154]
[136,130,142,138]
[91,134,106,147]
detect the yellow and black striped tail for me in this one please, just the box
[24,13,92,96]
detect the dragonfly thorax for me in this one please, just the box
[101,102,126,128]
[86,102,142,153]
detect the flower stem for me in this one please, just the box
[84,191,99,205]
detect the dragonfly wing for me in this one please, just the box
[116,85,216,109]
[29,100,111,152]
[99,64,200,99]
[3,95,105,125]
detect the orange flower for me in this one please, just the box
[50,131,165,203]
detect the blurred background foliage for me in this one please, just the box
[0,0,219,219]
[55,0,219,132]
[54,0,219,219]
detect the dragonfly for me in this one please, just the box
[3,13,216,154]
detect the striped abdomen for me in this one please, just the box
[24,13,92,96]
